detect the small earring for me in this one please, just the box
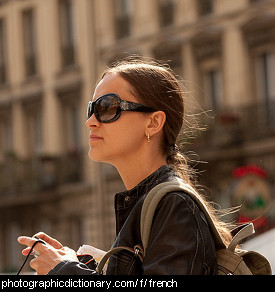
[147,133,151,143]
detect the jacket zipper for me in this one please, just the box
[217,265,233,275]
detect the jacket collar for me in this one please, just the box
[114,165,178,234]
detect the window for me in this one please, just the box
[197,0,213,16]
[192,34,223,110]
[114,0,133,39]
[66,104,80,151]
[0,116,12,156]
[0,0,8,7]
[23,99,43,156]
[153,42,182,75]
[203,69,223,110]
[243,18,275,134]
[5,223,20,271]
[0,19,7,84]
[27,111,43,155]
[69,216,84,250]
[22,9,37,77]
[59,0,75,67]
[255,52,275,127]
[56,84,81,152]
[59,97,82,183]
[159,0,175,27]
[58,94,81,153]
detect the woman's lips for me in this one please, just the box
[89,133,103,142]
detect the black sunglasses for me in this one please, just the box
[87,93,156,123]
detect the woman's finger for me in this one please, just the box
[21,247,32,256]
[32,232,63,249]
[17,236,47,255]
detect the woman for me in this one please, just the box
[18,59,232,275]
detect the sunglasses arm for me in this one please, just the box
[120,100,154,112]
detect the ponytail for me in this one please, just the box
[166,144,233,247]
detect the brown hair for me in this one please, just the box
[101,59,232,246]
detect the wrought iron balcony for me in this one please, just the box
[0,150,83,198]
[192,100,275,149]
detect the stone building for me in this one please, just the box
[0,0,274,273]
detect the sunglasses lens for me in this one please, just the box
[87,102,93,119]
[96,95,120,122]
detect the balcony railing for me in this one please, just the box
[0,150,83,198]
[192,100,275,148]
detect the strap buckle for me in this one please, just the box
[134,245,144,261]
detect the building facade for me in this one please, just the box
[0,0,274,273]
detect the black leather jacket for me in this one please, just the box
[49,165,217,275]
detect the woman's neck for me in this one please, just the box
[114,153,167,190]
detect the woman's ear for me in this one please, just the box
[145,111,166,137]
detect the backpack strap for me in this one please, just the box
[140,179,226,256]
[97,179,227,274]
[228,223,255,252]
[96,244,144,274]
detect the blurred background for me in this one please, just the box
[0,0,275,274]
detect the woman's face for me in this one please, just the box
[86,72,150,166]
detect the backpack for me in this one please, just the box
[96,179,272,275]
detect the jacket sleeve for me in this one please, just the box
[48,255,99,275]
[142,192,216,275]
[48,261,98,275]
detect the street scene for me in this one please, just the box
[0,0,274,274]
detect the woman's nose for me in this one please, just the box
[85,114,100,128]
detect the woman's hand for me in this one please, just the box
[17,232,78,275]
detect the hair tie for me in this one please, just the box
[170,144,179,153]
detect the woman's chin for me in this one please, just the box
[88,148,108,163]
